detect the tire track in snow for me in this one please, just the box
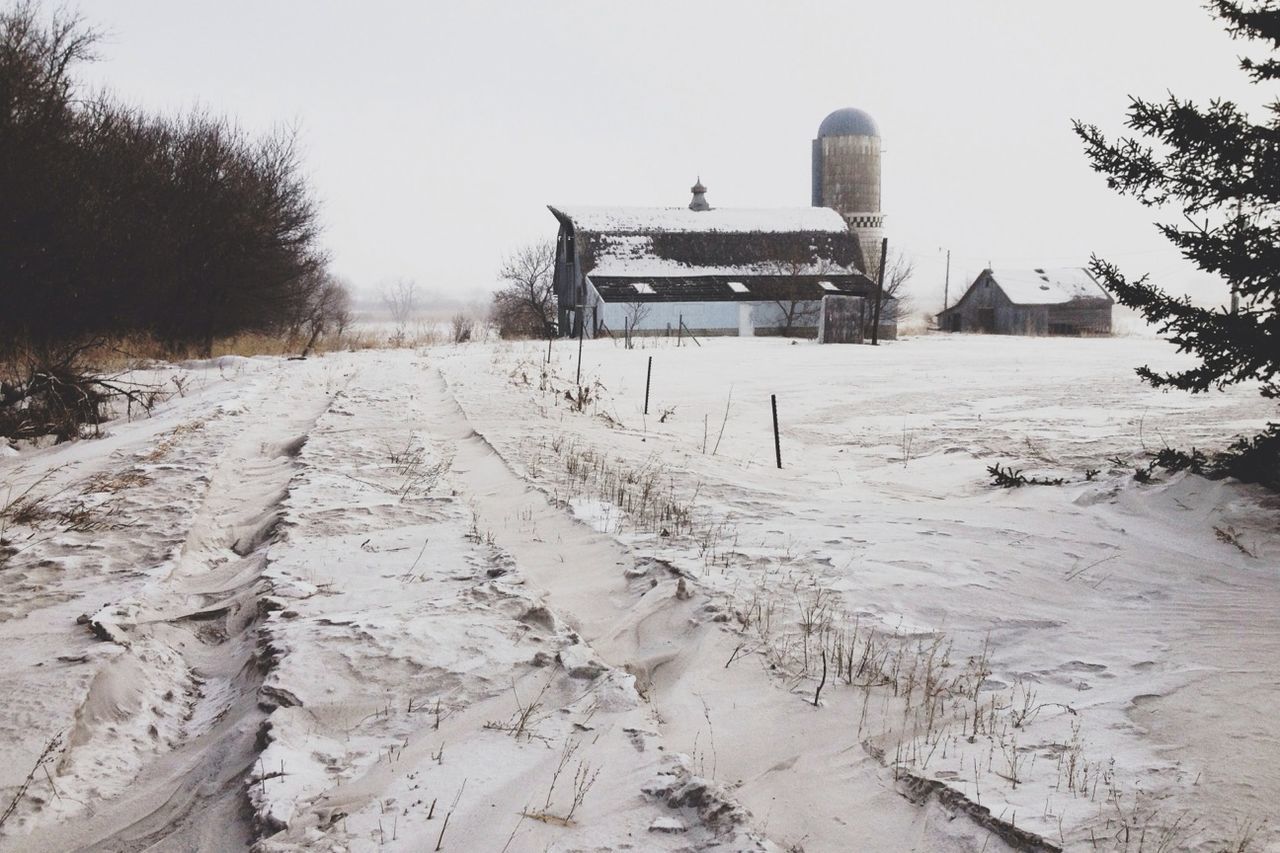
[248,352,780,852]
[3,360,347,853]
[425,364,1022,853]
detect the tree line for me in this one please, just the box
[0,3,345,359]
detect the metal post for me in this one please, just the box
[871,237,888,346]
[677,314,683,347]
[575,306,584,385]
[771,394,782,469]
[546,334,552,364]
[644,356,652,415]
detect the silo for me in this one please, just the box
[812,108,884,278]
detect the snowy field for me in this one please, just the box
[1,334,1276,852]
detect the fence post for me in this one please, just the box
[771,394,782,469]
[644,356,652,415]
[576,305,585,385]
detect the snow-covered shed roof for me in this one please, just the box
[588,274,876,304]
[989,268,1111,306]
[549,205,850,235]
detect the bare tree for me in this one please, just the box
[450,312,474,343]
[623,301,651,336]
[770,258,830,337]
[295,274,352,356]
[382,279,417,326]
[380,279,417,345]
[879,251,914,324]
[492,241,556,339]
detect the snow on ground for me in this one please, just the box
[0,333,1276,852]
[436,334,1279,852]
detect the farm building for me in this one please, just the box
[937,268,1113,336]
[547,106,893,341]
[548,181,893,339]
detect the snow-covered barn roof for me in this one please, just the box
[549,205,868,278]
[989,268,1112,305]
[549,206,850,234]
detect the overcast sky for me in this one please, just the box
[76,1,1265,312]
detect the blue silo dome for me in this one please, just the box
[817,107,880,138]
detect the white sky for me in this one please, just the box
[77,1,1265,312]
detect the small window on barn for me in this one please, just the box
[632,282,654,295]
[819,280,839,291]
[727,281,750,293]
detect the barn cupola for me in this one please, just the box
[689,177,710,211]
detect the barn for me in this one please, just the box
[936,268,1113,336]
[548,182,893,339]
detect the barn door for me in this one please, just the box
[738,303,754,337]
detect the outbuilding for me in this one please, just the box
[548,182,894,339]
[937,268,1113,336]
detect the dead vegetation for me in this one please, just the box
[1,462,144,571]
[521,737,600,827]
[0,733,64,830]
[1,341,166,444]
[484,676,555,743]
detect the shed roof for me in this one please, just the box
[588,274,877,304]
[989,268,1112,305]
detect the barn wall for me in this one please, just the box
[597,299,897,339]
[599,300,740,336]
[1047,301,1112,335]
[554,222,588,336]
[940,274,1014,333]
[996,304,1048,335]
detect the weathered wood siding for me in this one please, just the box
[1046,301,1112,335]
[819,295,867,344]
[553,222,585,335]
[938,272,1110,336]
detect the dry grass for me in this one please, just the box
[64,324,454,372]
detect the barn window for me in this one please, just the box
[819,280,839,291]
[727,281,750,293]
[633,282,654,295]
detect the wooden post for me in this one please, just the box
[546,334,552,363]
[871,237,888,346]
[771,394,782,469]
[644,356,652,415]
[575,305,584,385]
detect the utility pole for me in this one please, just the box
[871,237,888,345]
[943,249,951,311]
